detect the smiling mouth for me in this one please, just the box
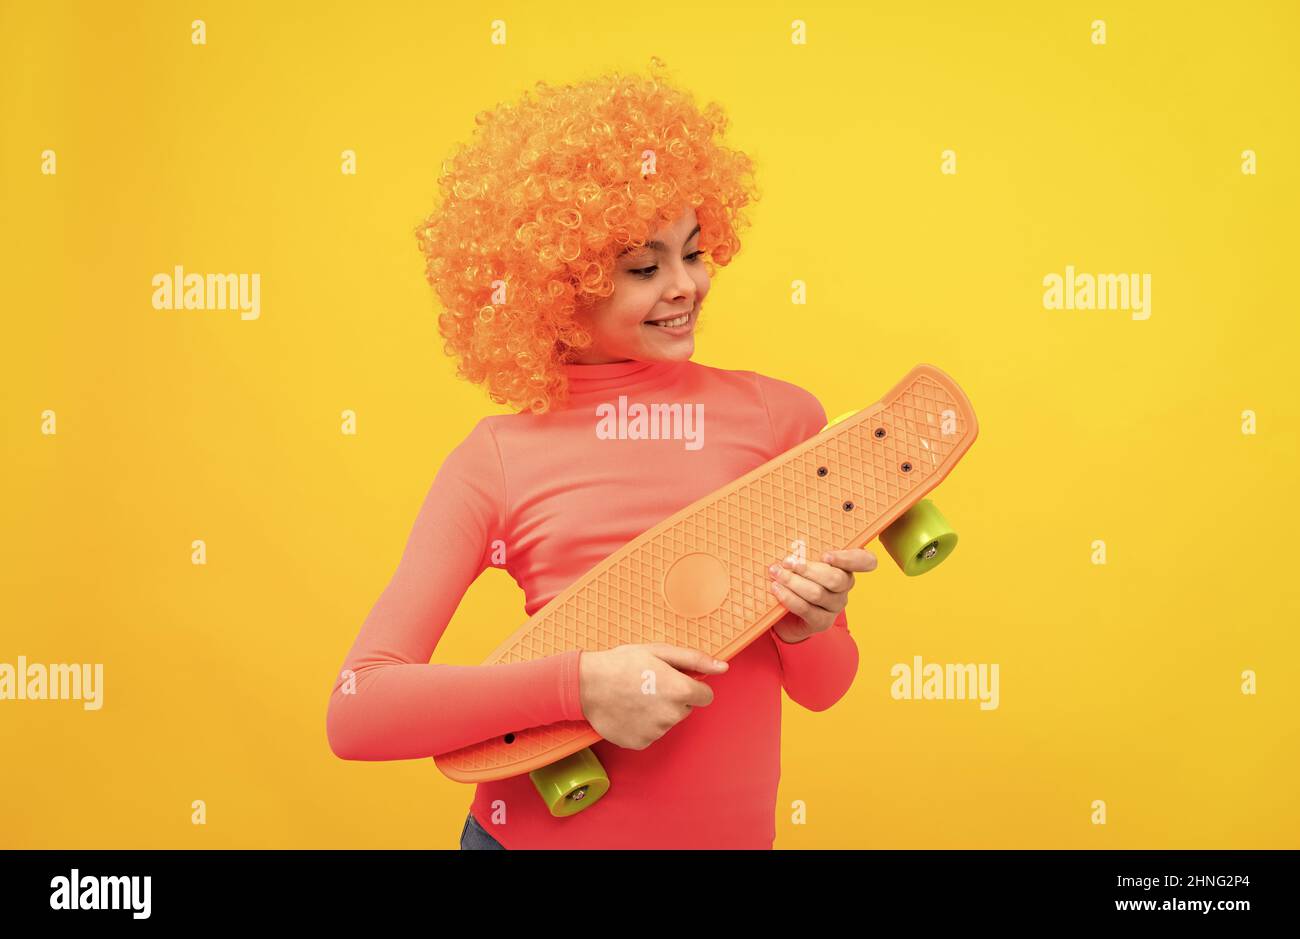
[644,307,695,328]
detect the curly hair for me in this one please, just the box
[414,57,760,415]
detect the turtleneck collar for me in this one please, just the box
[559,357,690,409]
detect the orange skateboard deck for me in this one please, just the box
[435,363,978,792]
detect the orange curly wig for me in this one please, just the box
[414,58,760,415]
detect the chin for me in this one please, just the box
[657,344,695,363]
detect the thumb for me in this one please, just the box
[647,643,730,677]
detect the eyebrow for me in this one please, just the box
[618,223,701,258]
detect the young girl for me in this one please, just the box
[327,60,870,849]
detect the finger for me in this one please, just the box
[771,565,846,613]
[648,643,729,675]
[771,578,828,621]
[679,677,716,708]
[820,548,877,573]
[770,582,836,630]
[775,556,852,592]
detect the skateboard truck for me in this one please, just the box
[823,410,960,576]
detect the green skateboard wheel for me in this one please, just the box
[529,747,610,817]
[880,499,958,576]
[821,409,860,432]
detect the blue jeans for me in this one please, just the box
[459,812,506,850]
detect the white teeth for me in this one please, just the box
[648,313,690,327]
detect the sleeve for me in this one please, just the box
[325,418,585,761]
[752,372,861,713]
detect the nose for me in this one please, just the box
[663,257,698,304]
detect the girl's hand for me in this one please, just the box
[578,643,729,750]
[768,549,877,643]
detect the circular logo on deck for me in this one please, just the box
[662,552,730,619]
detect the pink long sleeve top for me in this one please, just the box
[326,357,859,848]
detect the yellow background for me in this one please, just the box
[2,0,1296,848]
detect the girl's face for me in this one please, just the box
[569,207,710,364]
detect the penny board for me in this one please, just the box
[435,363,979,784]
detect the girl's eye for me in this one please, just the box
[629,250,706,279]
